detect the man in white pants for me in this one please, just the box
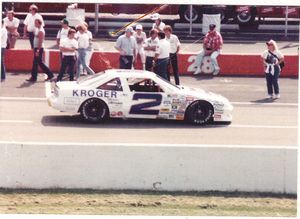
[133,24,146,70]
[194,24,223,76]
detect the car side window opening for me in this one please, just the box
[97,77,123,91]
[127,77,164,93]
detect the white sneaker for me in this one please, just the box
[268,94,273,99]
[193,67,202,75]
[274,94,280,99]
[213,68,220,75]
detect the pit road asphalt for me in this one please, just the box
[0,73,297,146]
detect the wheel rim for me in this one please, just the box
[184,8,198,22]
[237,11,252,23]
[84,101,106,121]
[191,102,211,124]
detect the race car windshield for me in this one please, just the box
[155,74,180,90]
[77,72,106,84]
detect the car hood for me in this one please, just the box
[56,81,79,89]
[178,85,230,103]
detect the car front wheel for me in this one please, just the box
[185,100,214,125]
[80,98,109,123]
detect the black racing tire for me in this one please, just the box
[185,100,214,125]
[236,7,256,26]
[80,98,109,123]
[179,6,201,23]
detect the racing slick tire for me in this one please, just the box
[185,100,214,125]
[179,5,201,23]
[236,7,256,27]
[80,98,109,123]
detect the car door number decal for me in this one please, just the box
[129,93,162,115]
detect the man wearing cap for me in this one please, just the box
[151,13,165,32]
[3,10,20,49]
[194,24,223,76]
[133,24,146,70]
[56,18,70,47]
[115,26,137,69]
[154,32,170,80]
[23,4,44,49]
[56,18,70,67]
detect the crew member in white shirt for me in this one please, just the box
[151,13,165,32]
[57,29,78,82]
[1,20,8,81]
[76,23,95,79]
[133,24,146,70]
[83,22,93,66]
[115,26,137,69]
[143,29,159,72]
[26,18,53,82]
[23,4,44,49]
[56,18,70,47]
[3,10,20,49]
[164,25,181,85]
[154,31,170,80]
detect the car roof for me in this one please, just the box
[104,69,157,78]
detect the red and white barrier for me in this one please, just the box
[4,49,298,77]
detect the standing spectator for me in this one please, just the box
[151,13,165,32]
[23,4,44,49]
[133,24,146,70]
[1,20,8,82]
[56,18,70,66]
[83,22,93,67]
[143,29,159,72]
[114,26,137,69]
[194,24,223,75]
[3,10,20,49]
[56,18,70,48]
[164,25,181,85]
[57,29,78,82]
[154,32,170,80]
[76,24,95,79]
[26,18,53,82]
[261,39,284,99]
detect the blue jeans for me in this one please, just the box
[120,55,133,69]
[1,48,6,80]
[155,58,169,81]
[265,66,280,95]
[77,48,95,78]
[31,48,54,80]
[195,50,220,70]
[57,55,76,81]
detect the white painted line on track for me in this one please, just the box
[232,101,298,107]
[228,124,297,129]
[45,82,52,98]
[0,97,46,101]
[0,96,298,107]
[0,120,33,124]
[0,141,296,149]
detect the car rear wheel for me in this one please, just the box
[80,98,109,123]
[185,100,214,125]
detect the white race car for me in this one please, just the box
[47,70,233,125]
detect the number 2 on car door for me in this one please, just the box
[129,93,162,115]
